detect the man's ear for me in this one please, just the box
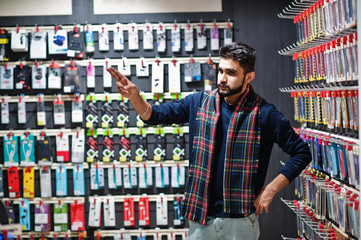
[246,72,255,84]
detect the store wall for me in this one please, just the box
[0,0,298,239]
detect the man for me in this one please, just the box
[108,42,311,240]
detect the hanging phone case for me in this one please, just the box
[196,23,207,50]
[40,166,52,197]
[86,131,98,163]
[101,99,113,128]
[56,164,67,196]
[151,62,164,94]
[123,197,135,226]
[156,23,166,52]
[4,135,19,166]
[173,128,185,160]
[72,133,85,163]
[104,197,116,227]
[7,166,20,198]
[37,134,52,165]
[102,134,114,162]
[88,198,101,227]
[85,24,95,53]
[56,133,70,162]
[86,62,95,88]
[156,194,168,226]
[108,165,122,189]
[154,128,165,161]
[135,129,147,161]
[113,23,124,51]
[73,164,85,196]
[20,133,35,166]
[23,167,35,198]
[32,64,47,89]
[85,96,98,128]
[54,201,68,232]
[138,195,150,226]
[117,98,129,128]
[34,202,51,232]
[19,199,31,231]
[70,202,85,231]
[143,23,153,50]
[0,65,14,90]
[119,130,131,162]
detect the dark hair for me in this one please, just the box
[219,42,256,74]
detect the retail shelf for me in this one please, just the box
[0,56,220,67]
[93,228,187,238]
[281,236,303,240]
[278,27,356,56]
[305,167,360,195]
[0,92,195,103]
[300,127,358,143]
[279,84,359,93]
[89,193,184,203]
[16,231,86,239]
[87,92,195,102]
[277,0,317,19]
[0,224,22,238]
[93,126,189,135]
[0,94,84,103]
[1,197,85,205]
[1,21,233,33]
[281,198,350,239]
[0,160,189,171]
[0,162,89,170]
[90,160,189,169]
[0,128,83,137]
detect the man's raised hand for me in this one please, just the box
[107,67,138,99]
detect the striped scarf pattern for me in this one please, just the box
[183,86,262,225]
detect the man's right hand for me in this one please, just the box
[107,67,139,99]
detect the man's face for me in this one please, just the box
[217,58,247,98]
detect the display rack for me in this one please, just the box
[0,17,227,238]
[0,128,83,137]
[279,85,359,93]
[1,197,85,204]
[281,198,350,239]
[93,228,187,238]
[1,56,221,67]
[1,21,233,33]
[278,0,360,239]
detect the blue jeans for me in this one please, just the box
[187,214,260,240]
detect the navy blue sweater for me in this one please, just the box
[144,90,311,217]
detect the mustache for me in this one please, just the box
[217,82,229,88]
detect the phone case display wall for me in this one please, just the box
[0,20,233,239]
[278,0,359,240]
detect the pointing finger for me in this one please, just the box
[107,67,128,85]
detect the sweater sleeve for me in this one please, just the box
[143,91,204,126]
[264,104,312,182]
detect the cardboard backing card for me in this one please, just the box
[15,65,30,89]
[0,30,10,61]
[0,65,14,90]
[32,65,47,89]
[30,31,47,59]
[11,29,28,52]
[67,29,85,58]
[7,166,20,198]
[48,30,68,54]
[63,65,81,93]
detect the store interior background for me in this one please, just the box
[0,0,298,239]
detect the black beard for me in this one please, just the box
[217,83,245,98]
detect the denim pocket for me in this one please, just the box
[246,213,257,226]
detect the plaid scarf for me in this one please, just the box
[183,86,262,225]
